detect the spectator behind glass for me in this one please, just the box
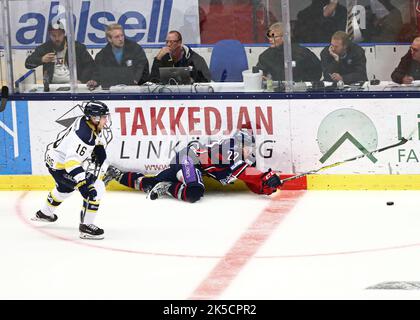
[391,37,420,84]
[25,20,95,84]
[89,23,149,89]
[363,0,403,43]
[150,30,211,83]
[294,0,347,43]
[255,22,322,82]
[320,31,368,84]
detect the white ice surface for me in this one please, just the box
[2,190,420,300]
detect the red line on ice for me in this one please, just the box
[17,191,420,262]
[189,190,305,300]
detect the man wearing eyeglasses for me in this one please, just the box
[255,22,322,82]
[25,21,95,85]
[391,37,420,84]
[150,30,211,83]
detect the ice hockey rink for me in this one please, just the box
[2,188,420,300]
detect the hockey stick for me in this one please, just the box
[0,86,9,113]
[80,161,101,224]
[281,128,417,183]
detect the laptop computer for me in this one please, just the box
[159,67,192,85]
[99,67,137,89]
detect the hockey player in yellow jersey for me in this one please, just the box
[34,100,112,239]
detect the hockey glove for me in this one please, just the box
[92,145,106,166]
[262,169,283,188]
[77,180,97,200]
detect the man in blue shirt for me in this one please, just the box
[89,24,149,89]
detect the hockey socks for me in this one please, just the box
[168,182,204,203]
[119,172,144,190]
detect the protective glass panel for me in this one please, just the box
[289,0,414,93]
[0,4,5,87]
[7,0,281,93]
[77,0,202,92]
[8,0,76,93]
[6,0,415,94]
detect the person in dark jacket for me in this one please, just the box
[294,0,347,44]
[25,21,95,84]
[391,37,420,84]
[102,129,282,203]
[363,0,403,43]
[90,23,149,88]
[320,31,368,85]
[256,22,322,82]
[150,30,211,83]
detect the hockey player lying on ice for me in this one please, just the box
[103,129,282,203]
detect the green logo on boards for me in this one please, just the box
[317,108,378,164]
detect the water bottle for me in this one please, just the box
[266,73,273,92]
[43,72,50,92]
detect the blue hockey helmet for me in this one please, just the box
[83,100,110,118]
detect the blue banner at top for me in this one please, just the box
[5,0,200,47]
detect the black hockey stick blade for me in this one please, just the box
[281,136,411,183]
[0,86,9,112]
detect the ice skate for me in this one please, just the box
[79,224,104,240]
[31,210,58,222]
[147,182,172,200]
[103,165,123,186]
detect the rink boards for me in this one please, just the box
[1,98,420,190]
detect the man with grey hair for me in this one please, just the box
[391,37,420,84]
[256,22,322,82]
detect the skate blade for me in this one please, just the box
[31,216,55,222]
[146,193,158,200]
[79,232,104,240]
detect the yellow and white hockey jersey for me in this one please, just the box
[45,117,105,183]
